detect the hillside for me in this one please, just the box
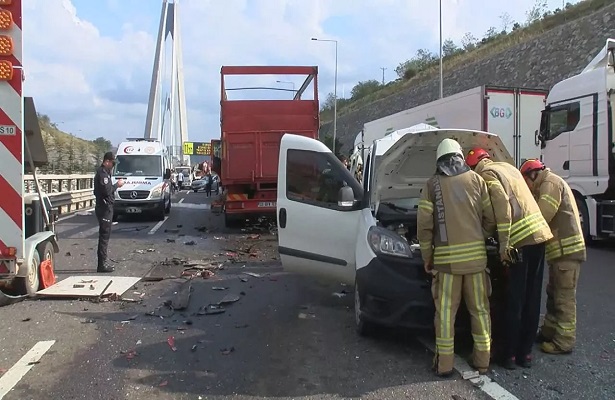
[319,0,611,151]
[37,114,112,174]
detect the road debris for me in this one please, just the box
[243,272,262,278]
[220,347,235,355]
[184,240,196,246]
[167,336,177,351]
[212,287,228,291]
[217,293,240,305]
[198,304,226,315]
[171,280,192,310]
[164,228,180,234]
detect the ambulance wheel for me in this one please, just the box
[354,279,377,337]
[165,195,171,214]
[15,250,41,295]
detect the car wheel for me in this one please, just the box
[354,279,377,337]
[193,189,198,193]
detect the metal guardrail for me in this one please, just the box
[24,174,96,215]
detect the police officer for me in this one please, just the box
[466,148,553,369]
[520,159,585,355]
[93,152,124,273]
[418,139,496,376]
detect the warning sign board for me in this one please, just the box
[183,142,211,156]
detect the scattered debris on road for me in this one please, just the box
[171,280,192,310]
[36,276,141,300]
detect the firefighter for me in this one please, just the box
[465,148,553,369]
[93,152,124,273]
[520,159,585,355]
[418,138,496,376]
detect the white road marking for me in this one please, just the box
[173,203,210,210]
[148,216,169,235]
[76,225,100,238]
[0,340,56,399]
[178,198,185,204]
[417,337,519,400]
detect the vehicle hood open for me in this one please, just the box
[372,128,513,205]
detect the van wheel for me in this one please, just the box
[155,202,165,221]
[14,250,41,295]
[575,195,592,245]
[354,279,377,337]
[165,195,171,214]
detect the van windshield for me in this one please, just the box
[113,155,162,177]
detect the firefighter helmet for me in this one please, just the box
[436,138,464,161]
[519,159,545,176]
[465,147,490,168]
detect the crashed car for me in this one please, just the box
[276,127,511,336]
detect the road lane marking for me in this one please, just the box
[178,198,185,203]
[0,340,56,399]
[173,203,210,210]
[417,336,519,400]
[148,216,169,235]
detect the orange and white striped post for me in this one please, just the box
[0,0,23,267]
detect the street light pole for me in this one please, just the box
[312,37,338,155]
[439,0,443,99]
[380,67,387,85]
[276,80,295,95]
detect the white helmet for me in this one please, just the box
[436,138,464,161]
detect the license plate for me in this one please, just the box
[257,202,276,208]
[126,207,142,214]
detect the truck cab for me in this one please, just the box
[111,138,172,221]
[538,39,615,241]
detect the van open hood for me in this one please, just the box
[372,129,513,205]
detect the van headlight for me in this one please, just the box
[150,185,163,198]
[367,226,413,258]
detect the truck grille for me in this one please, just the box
[118,190,150,200]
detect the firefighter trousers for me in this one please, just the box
[95,205,113,268]
[432,270,491,374]
[503,243,545,360]
[540,259,580,351]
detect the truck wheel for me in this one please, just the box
[575,195,592,245]
[14,250,41,295]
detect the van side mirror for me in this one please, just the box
[337,185,355,207]
[164,168,171,180]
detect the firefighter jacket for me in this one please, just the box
[418,155,497,275]
[532,168,586,262]
[474,159,552,251]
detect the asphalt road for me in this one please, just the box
[0,190,612,399]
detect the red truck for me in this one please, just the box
[217,66,319,227]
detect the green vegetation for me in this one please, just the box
[37,114,112,174]
[320,0,610,123]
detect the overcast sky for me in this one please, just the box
[23,0,578,145]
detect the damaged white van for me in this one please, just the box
[276,127,512,335]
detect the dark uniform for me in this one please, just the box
[93,152,120,273]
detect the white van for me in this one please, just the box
[276,127,512,334]
[112,138,172,221]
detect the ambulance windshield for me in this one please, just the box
[113,155,162,177]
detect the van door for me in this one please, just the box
[276,134,363,285]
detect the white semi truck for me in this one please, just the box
[537,39,615,241]
[350,85,547,174]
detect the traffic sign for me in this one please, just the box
[183,142,211,156]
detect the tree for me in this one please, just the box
[321,92,335,111]
[499,12,513,33]
[350,80,381,100]
[481,27,499,44]
[461,32,477,51]
[442,39,461,58]
[320,134,343,157]
[526,0,548,25]
[395,48,438,79]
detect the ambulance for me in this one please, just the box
[112,138,172,221]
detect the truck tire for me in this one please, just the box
[14,250,41,295]
[575,195,592,244]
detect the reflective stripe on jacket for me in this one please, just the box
[533,169,586,262]
[418,169,496,275]
[474,159,552,250]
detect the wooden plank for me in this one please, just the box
[36,276,140,298]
